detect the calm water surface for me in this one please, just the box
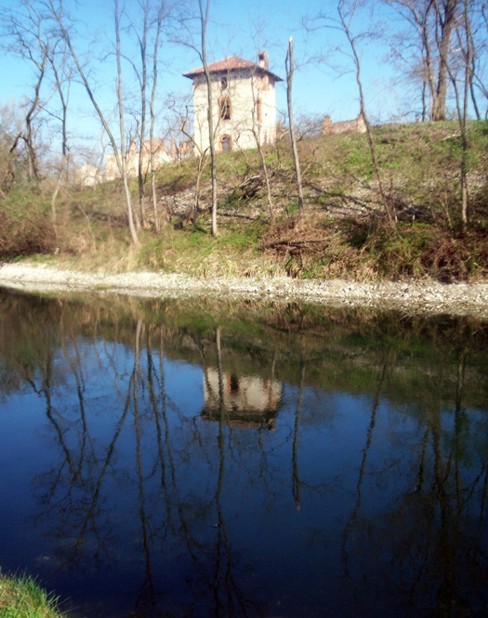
[0,289,487,617]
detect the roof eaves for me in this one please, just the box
[183,56,283,81]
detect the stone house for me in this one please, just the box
[183,52,282,154]
[75,163,103,187]
[105,138,174,181]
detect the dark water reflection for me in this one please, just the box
[0,289,487,617]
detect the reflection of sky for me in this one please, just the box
[0,327,487,617]
[165,359,204,417]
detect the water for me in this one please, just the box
[0,288,487,617]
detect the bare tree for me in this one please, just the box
[285,37,304,216]
[2,0,52,181]
[449,0,487,119]
[47,0,139,243]
[114,0,140,240]
[124,0,168,231]
[0,104,25,195]
[149,4,165,233]
[438,0,472,230]
[467,2,488,118]
[172,0,219,233]
[335,0,396,223]
[383,0,437,121]
[431,0,459,120]
[47,37,72,221]
[136,1,150,229]
[382,0,485,229]
[307,1,396,220]
[124,0,164,229]
[198,0,218,235]
[383,0,475,121]
[178,103,209,226]
[1,0,79,219]
[458,0,470,229]
[249,61,275,220]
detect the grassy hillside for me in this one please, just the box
[1,120,487,282]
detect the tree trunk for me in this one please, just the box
[149,5,164,233]
[460,0,470,231]
[199,0,218,236]
[48,0,138,244]
[194,154,206,226]
[49,49,70,223]
[285,37,304,216]
[337,1,396,223]
[431,0,458,121]
[137,3,149,229]
[24,51,47,181]
[438,0,470,230]
[250,73,274,220]
[115,0,139,243]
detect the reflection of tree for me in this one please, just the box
[209,327,260,615]
[132,320,156,616]
[39,350,79,482]
[342,351,392,571]
[341,347,487,615]
[21,328,135,573]
[43,355,133,567]
[1,291,487,616]
[292,361,306,511]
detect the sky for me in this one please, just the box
[0,0,415,159]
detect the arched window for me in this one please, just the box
[219,96,231,121]
[220,134,232,153]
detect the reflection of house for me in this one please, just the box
[202,369,282,428]
[183,52,282,154]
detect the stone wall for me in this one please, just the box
[322,113,367,136]
[105,139,187,181]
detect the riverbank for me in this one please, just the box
[0,571,63,618]
[1,262,488,318]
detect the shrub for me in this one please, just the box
[0,189,56,258]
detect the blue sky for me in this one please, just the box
[0,0,411,153]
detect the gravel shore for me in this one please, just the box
[1,262,488,318]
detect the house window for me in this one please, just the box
[220,134,232,153]
[229,374,239,393]
[219,96,231,121]
[256,98,263,123]
[221,76,228,90]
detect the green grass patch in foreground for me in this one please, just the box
[135,220,271,277]
[0,572,65,618]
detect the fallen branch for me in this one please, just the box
[306,182,374,210]
[261,238,331,250]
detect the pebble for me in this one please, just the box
[0,262,487,318]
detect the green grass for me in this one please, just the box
[132,220,271,277]
[1,120,487,282]
[0,572,65,618]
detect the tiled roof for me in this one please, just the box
[183,55,282,81]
